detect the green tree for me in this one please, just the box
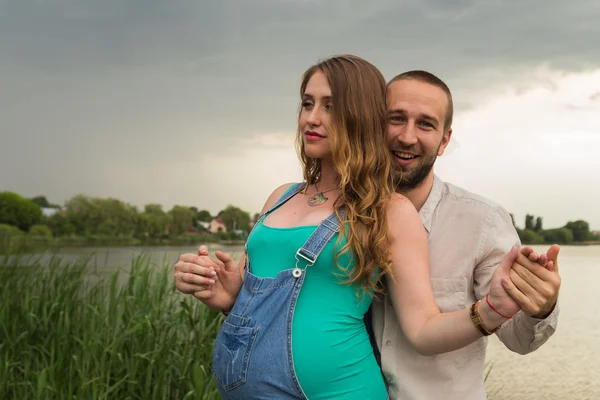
[30,196,50,208]
[197,209,212,223]
[30,195,60,209]
[534,217,543,232]
[64,195,95,235]
[139,204,172,239]
[169,205,196,236]
[565,220,591,242]
[542,228,573,244]
[0,191,43,231]
[219,205,251,233]
[525,214,535,230]
[0,223,24,236]
[517,229,544,244]
[29,224,53,237]
[64,195,139,237]
[97,220,119,236]
[104,198,139,237]
[44,213,75,237]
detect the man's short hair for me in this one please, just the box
[388,70,453,132]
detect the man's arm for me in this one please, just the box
[473,205,559,355]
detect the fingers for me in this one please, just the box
[175,260,218,277]
[188,263,218,278]
[514,253,553,281]
[537,253,548,267]
[521,246,540,263]
[176,252,223,271]
[519,246,548,267]
[498,246,519,274]
[520,246,534,257]
[512,259,561,298]
[501,276,531,310]
[510,264,542,299]
[509,265,558,317]
[215,251,237,270]
[546,244,561,273]
[179,253,222,267]
[175,281,210,294]
[198,245,209,256]
[181,272,215,286]
[193,289,215,300]
[527,252,539,262]
[174,254,219,294]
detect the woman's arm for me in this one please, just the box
[386,194,510,356]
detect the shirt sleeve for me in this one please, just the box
[473,205,559,355]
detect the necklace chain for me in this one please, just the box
[306,185,338,207]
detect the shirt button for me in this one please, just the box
[386,340,392,346]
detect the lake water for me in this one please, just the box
[484,245,600,400]
[19,244,599,399]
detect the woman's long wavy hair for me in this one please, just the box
[295,55,396,296]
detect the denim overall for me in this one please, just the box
[212,183,343,399]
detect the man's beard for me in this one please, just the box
[394,152,437,191]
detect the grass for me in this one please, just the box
[0,253,224,400]
[0,249,503,399]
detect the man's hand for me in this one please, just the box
[174,251,218,295]
[502,244,561,319]
[487,246,522,318]
[174,245,243,312]
[194,245,243,312]
[486,246,551,318]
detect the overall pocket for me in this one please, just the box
[212,313,259,391]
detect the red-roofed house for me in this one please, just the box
[209,216,227,233]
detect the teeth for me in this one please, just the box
[393,151,417,160]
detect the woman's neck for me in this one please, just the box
[316,157,339,190]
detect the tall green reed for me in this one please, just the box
[0,253,223,400]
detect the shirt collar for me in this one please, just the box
[418,174,444,234]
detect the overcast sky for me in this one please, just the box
[1,0,599,230]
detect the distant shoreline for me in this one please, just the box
[2,237,598,253]
[0,236,246,253]
[522,241,600,246]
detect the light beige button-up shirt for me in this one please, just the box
[371,175,559,400]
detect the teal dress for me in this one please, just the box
[246,219,388,399]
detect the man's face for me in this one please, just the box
[386,79,452,190]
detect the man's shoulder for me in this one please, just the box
[438,179,511,221]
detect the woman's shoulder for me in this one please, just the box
[270,182,303,200]
[386,193,421,229]
[387,192,415,212]
[260,182,303,214]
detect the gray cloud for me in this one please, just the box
[1,0,600,217]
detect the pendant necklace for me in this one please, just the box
[307,186,338,207]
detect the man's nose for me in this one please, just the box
[394,122,418,146]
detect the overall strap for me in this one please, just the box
[294,209,345,269]
[245,182,307,253]
[262,182,307,219]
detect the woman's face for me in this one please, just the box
[299,71,333,160]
